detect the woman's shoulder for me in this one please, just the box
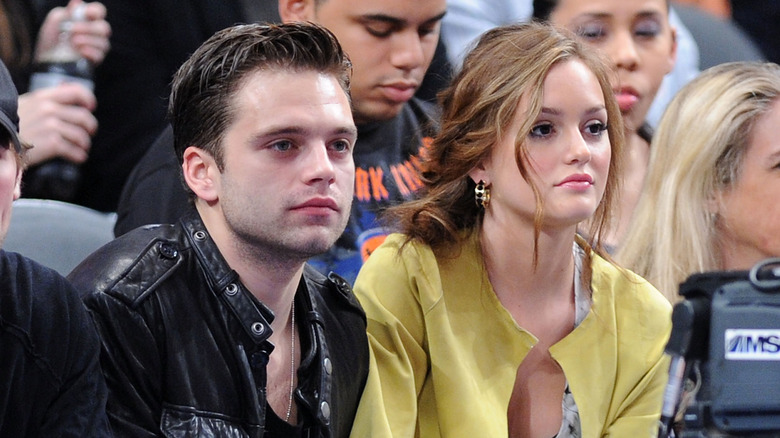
[355,232,480,310]
[367,232,480,274]
[355,233,439,292]
[365,233,435,265]
[591,252,672,327]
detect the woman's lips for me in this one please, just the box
[556,173,594,191]
[615,90,639,112]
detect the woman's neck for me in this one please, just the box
[479,217,576,304]
[603,130,651,250]
[478,217,578,351]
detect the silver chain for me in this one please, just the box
[285,300,295,422]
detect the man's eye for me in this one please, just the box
[530,123,554,138]
[419,25,438,37]
[366,24,394,38]
[331,140,351,153]
[271,140,293,152]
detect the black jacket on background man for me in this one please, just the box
[68,210,369,437]
[0,250,111,437]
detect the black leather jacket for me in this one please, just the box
[68,212,369,437]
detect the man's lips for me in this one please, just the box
[291,198,340,213]
[380,81,418,103]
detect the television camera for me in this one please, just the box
[658,258,780,437]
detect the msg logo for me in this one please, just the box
[725,329,780,360]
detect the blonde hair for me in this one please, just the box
[618,62,780,302]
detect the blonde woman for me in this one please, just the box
[619,61,780,302]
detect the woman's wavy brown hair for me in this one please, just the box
[385,22,624,263]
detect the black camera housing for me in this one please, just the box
[672,258,780,435]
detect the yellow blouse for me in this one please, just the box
[350,233,671,438]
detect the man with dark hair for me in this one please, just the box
[0,60,111,437]
[68,22,368,437]
[114,0,447,284]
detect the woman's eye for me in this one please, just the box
[575,23,606,40]
[530,123,554,138]
[634,19,661,38]
[585,122,607,136]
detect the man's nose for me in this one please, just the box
[304,143,337,185]
[389,30,427,71]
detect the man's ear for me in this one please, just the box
[182,146,219,203]
[13,166,21,201]
[278,0,316,23]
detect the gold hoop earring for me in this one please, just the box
[475,180,491,209]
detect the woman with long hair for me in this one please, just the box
[533,0,678,250]
[619,61,780,302]
[350,22,671,438]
